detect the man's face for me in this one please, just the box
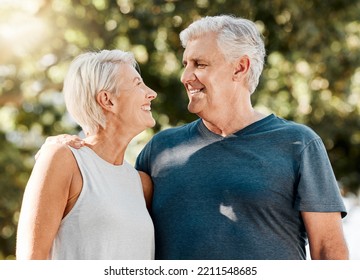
[180,32,236,120]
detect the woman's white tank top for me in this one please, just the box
[49,146,154,260]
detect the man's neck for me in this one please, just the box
[202,110,267,137]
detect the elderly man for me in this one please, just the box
[135,15,348,260]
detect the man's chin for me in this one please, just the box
[187,102,200,114]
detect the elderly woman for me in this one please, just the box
[16,50,156,260]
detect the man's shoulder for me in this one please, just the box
[152,119,200,140]
[136,119,200,168]
[270,116,319,139]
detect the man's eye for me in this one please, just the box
[196,63,206,68]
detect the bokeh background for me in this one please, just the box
[0,0,359,260]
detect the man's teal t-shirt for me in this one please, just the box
[135,114,346,260]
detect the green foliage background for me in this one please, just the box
[0,0,359,259]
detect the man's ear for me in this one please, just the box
[96,90,113,111]
[233,55,250,81]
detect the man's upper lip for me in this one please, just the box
[187,84,204,93]
[189,89,202,94]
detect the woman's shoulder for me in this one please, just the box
[36,143,76,167]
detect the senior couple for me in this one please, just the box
[16,15,348,260]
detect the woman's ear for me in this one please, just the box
[96,91,113,111]
[233,55,250,81]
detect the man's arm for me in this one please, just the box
[302,211,349,260]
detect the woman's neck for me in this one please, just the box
[84,128,132,166]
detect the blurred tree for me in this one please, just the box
[0,132,27,259]
[0,0,359,259]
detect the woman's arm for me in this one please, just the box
[138,171,153,210]
[16,144,76,259]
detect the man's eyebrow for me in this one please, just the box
[183,56,207,64]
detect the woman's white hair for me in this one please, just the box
[179,15,266,94]
[63,49,136,135]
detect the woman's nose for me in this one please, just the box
[146,87,157,100]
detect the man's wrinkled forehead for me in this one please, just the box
[182,33,223,61]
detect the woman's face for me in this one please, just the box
[109,64,157,134]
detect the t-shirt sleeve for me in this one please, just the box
[135,140,152,175]
[295,138,347,217]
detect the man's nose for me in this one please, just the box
[180,66,196,84]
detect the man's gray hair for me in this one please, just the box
[63,50,136,135]
[180,15,266,94]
